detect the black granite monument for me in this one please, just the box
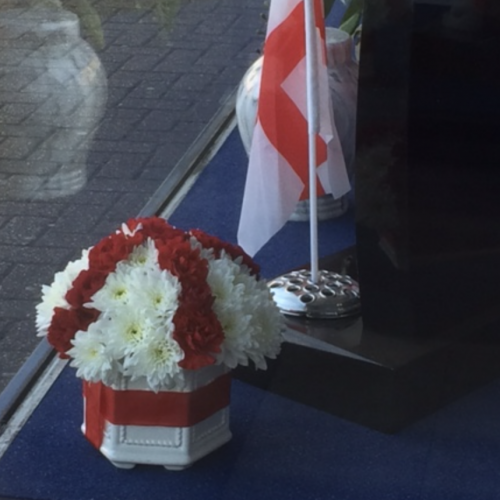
[235,0,500,432]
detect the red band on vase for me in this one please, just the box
[83,373,231,450]
[83,381,106,451]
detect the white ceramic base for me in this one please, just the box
[82,408,232,470]
[82,365,232,470]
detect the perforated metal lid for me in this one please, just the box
[268,269,361,319]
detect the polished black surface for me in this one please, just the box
[355,0,500,338]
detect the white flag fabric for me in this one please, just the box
[237,0,351,257]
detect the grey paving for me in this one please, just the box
[0,0,267,396]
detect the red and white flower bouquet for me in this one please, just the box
[35,217,284,469]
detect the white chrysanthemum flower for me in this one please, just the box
[36,276,72,336]
[104,307,164,358]
[232,264,259,291]
[126,238,158,269]
[215,305,252,368]
[232,254,254,275]
[89,254,180,318]
[206,251,283,369]
[207,254,245,304]
[246,287,284,369]
[128,266,180,317]
[66,248,90,278]
[189,235,214,260]
[88,264,134,311]
[123,332,184,391]
[206,254,253,366]
[36,252,89,337]
[67,326,113,383]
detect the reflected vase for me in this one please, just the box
[82,364,232,470]
[0,8,107,200]
[236,27,358,221]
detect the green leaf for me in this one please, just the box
[339,13,361,35]
[339,11,362,35]
[339,0,363,35]
[341,0,364,22]
[63,0,105,49]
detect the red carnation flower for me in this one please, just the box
[173,305,224,370]
[66,269,107,308]
[156,238,209,287]
[48,306,100,357]
[89,233,138,273]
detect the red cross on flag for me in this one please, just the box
[237,0,351,257]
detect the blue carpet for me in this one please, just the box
[1,368,500,500]
[1,131,499,499]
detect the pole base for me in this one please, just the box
[267,269,361,319]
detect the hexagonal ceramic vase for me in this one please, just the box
[81,364,232,470]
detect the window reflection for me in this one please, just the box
[0,0,267,398]
[0,7,107,200]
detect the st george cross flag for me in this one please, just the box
[237,0,351,257]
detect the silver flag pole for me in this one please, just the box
[268,0,361,319]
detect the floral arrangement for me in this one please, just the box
[36,217,283,391]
